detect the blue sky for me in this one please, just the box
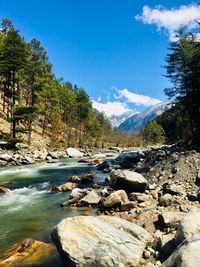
[0,0,199,116]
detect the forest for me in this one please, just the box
[0,18,113,148]
[0,19,200,148]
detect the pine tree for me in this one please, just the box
[164,29,200,143]
[141,120,165,144]
[0,24,28,139]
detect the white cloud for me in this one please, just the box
[92,100,131,117]
[97,96,101,102]
[135,4,200,40]
[117,88,162,106]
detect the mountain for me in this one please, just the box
[117,102,172,132]
[109,111,137,128]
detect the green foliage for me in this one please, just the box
[156,103,191,143]
[141,120,165,144]
[164,28,200,143]
[0,18,117,147]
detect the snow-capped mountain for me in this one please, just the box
[117,102,172,132]
[109,111,137,128]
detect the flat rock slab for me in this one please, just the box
[52,215,152,267]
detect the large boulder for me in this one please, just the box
[109,169,148,193]
[51,182,77,192]
[0,238,58,267]
[52,215,152,267]
[102,190,128,209]
[175,209,200,244]
[66,148,84,158]
[115,151,140,168]
[161,235,200,267]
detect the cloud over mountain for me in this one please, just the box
[92,100,131,117]
[117,89,161,106]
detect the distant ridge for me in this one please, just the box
[117,102,171,132]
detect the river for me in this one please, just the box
[0,158,107,265]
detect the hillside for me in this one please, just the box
[117,102,171,133]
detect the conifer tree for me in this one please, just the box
[0,24,28,139]
[164,29,200,143]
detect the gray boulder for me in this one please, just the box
[176,209,200,245]
[52,215,152,267]
[66,148,84,158]
[51,182,77,192]
[115,151,140,168]
[109,169,148,193]
[78,190,101,206]
[161,235,200,267]
[102,190,128,209]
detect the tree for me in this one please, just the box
[141,120,165,144]
[156,103,191,143]
[0,25,28,139]
[164,29,200,143]
[23,39,52,144]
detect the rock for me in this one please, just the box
[88,159,102,166]
[66,147,84,158]
[115,151,141,168]
[101,187,113,197]
[102,190,128,209]
[70,188,87,199]
[51,182,77,192]
[159,194,173,207]
[187,193,198,202]
[69,175,81,183]
[0,238,57,267]
[0,186,11,193]
[176,209,200,245]
[78,190,101,206]
[129,192,149,203]
[24,156,35,164]
[121,201,136,211]
[0,153,13,162]
[81,172,95,183]
[78,159,89,163]
[108,146,121,152]
[97,159,114,171]
[92,183,101,189]
[163,183,184,196]
[161,234,200,267]
[158,212,186,228]
[109,169,148,193]
[48,151,59,159]
[155,231,175,258]
[52,215,152,267]
[135,210,159,234]
[195,170,200,185]
[92,153,107,159]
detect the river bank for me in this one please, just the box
[0,144,200,266]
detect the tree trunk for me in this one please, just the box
[12,70,16,139]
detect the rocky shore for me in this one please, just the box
[1,144,200,266]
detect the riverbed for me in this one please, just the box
[0,158,107,265]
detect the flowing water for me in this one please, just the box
[0,159,107,265]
